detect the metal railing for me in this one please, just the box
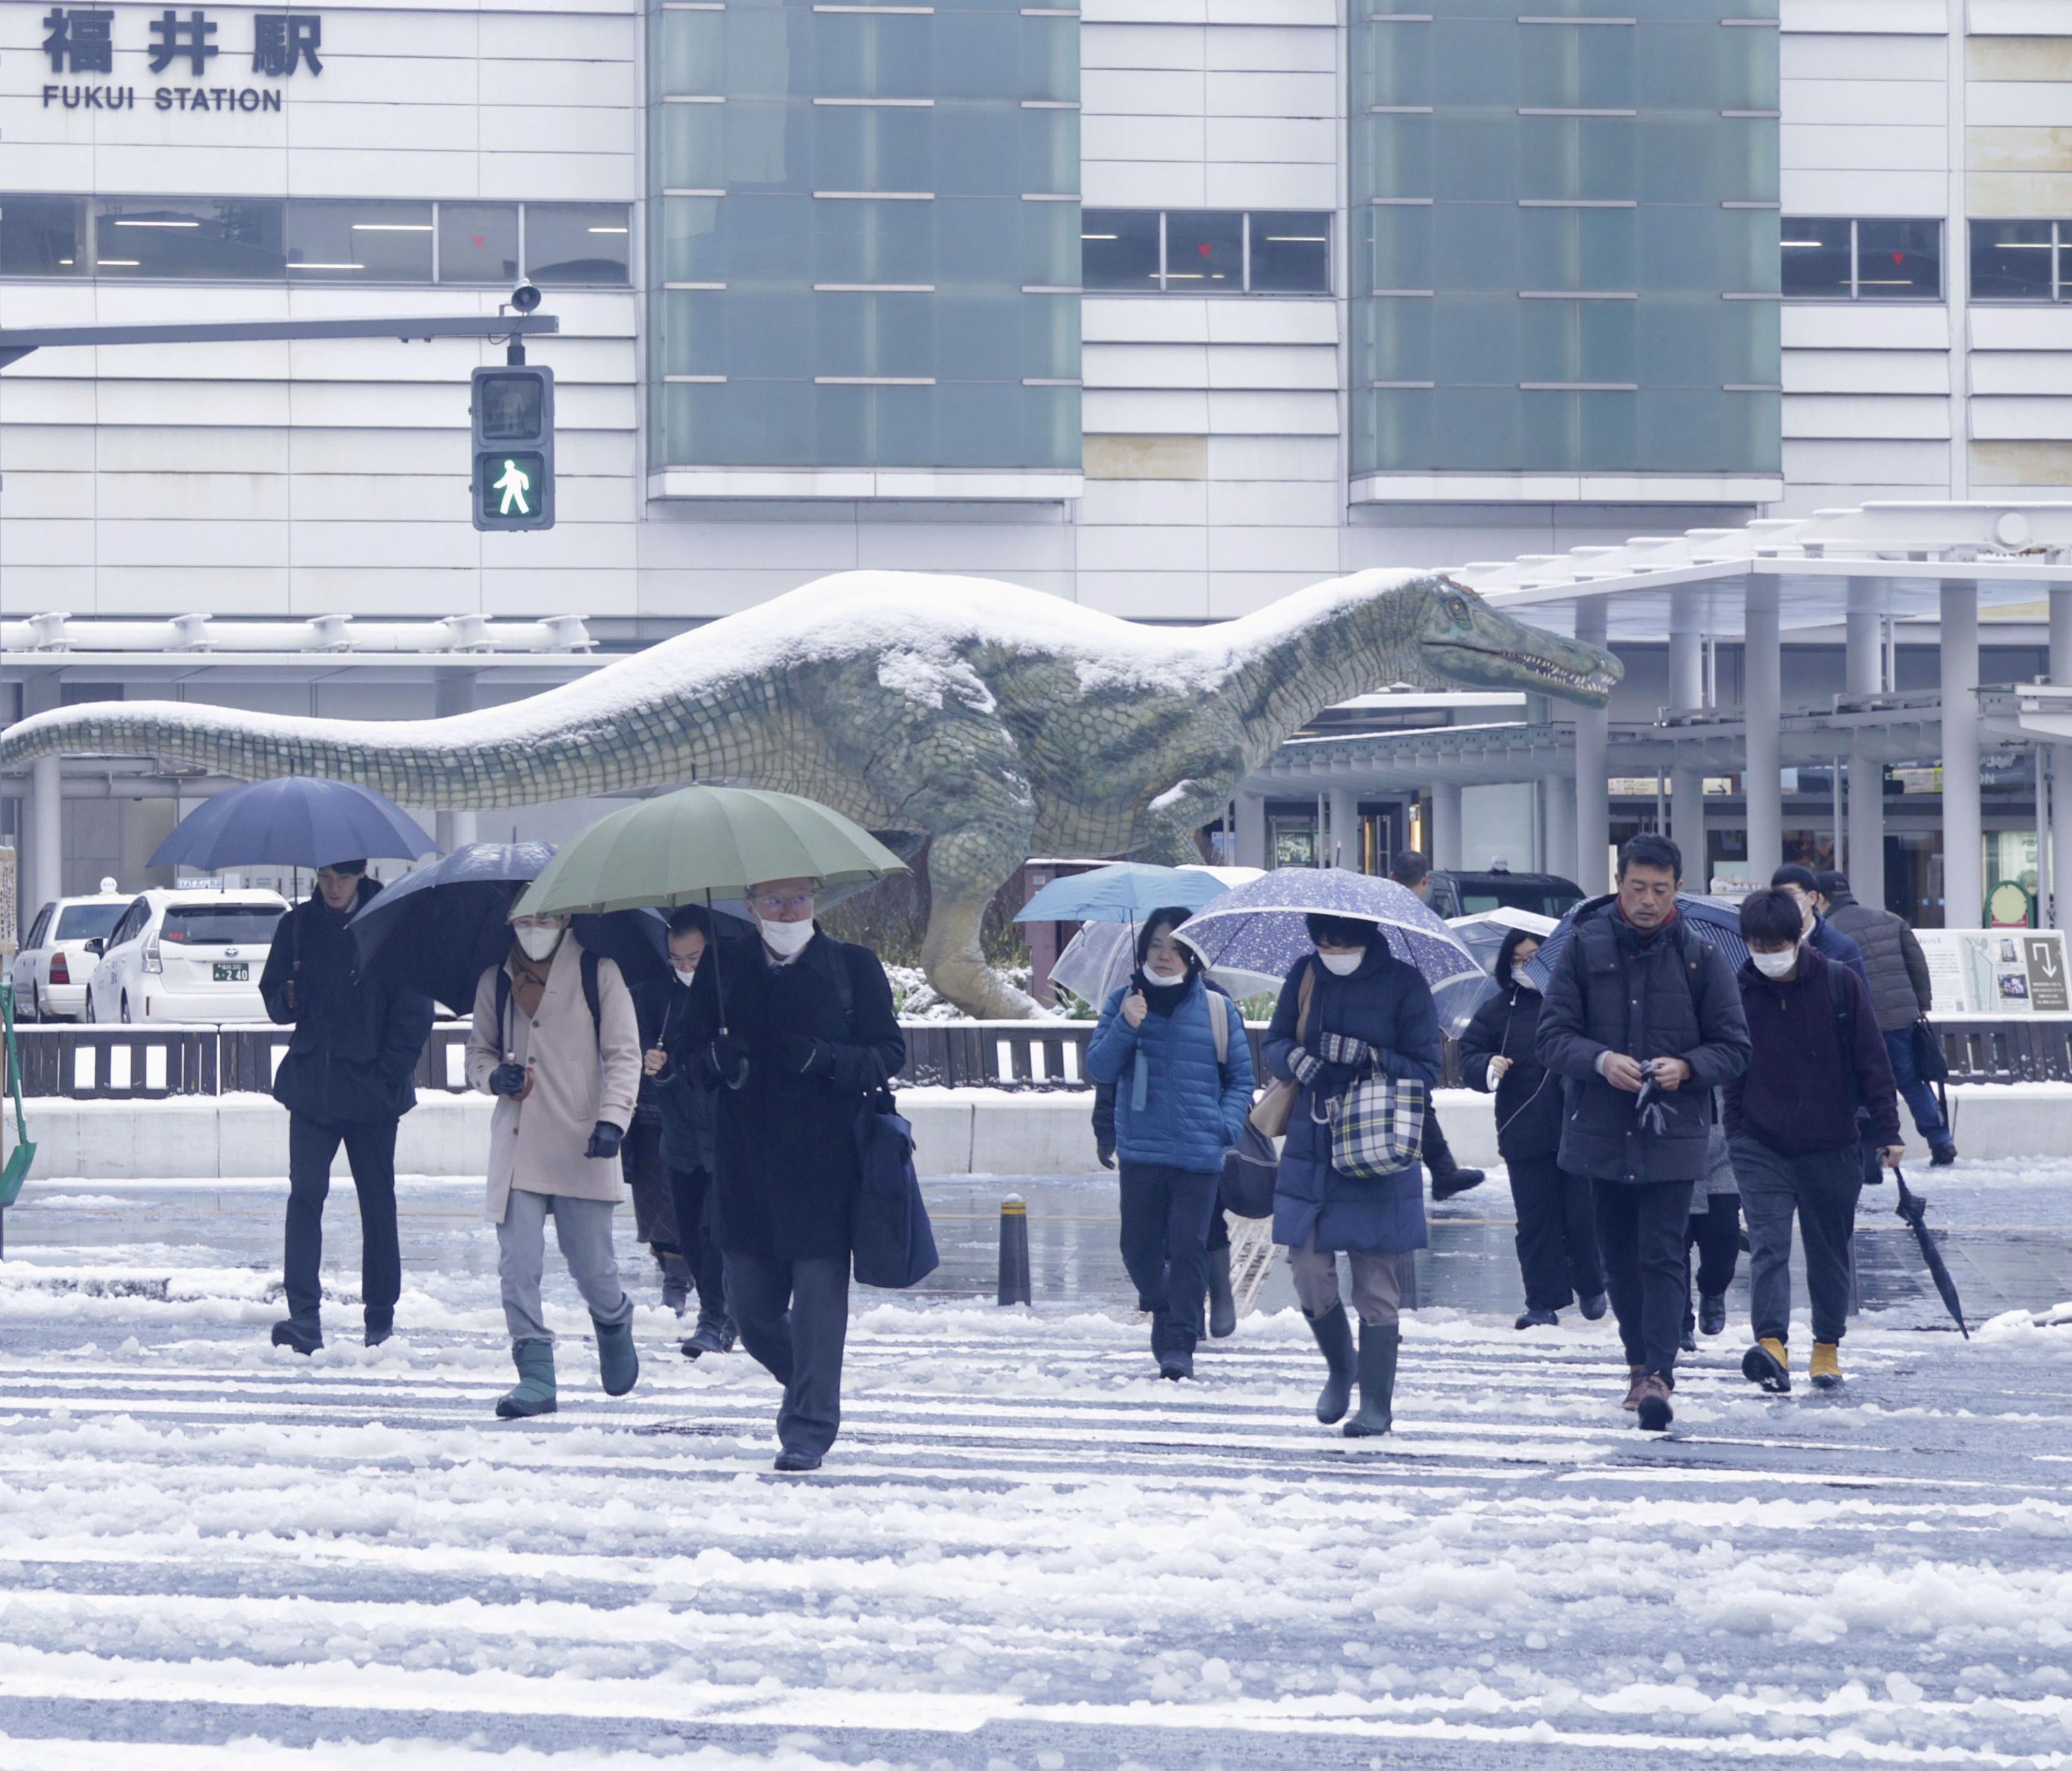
[0,1017,2057,1099]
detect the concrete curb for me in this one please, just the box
[3,1085,2059,1180]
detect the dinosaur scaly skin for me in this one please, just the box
[3,568,1618,1017]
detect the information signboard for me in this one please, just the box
[1914,928,2072,1014]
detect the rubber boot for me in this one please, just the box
[1809,1341,1842,1389]
[1206,1244,1237,1339]
[1307,1304,1356,1424]
[497,1338,557,1419]
[595,1315,640,1397]
[1743,1336,1791,1394]
[1343,1322,1399,1438]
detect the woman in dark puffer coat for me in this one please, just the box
[1459,928,1606,1332]
[1264,914,1440,1439]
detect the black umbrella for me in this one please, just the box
[1891,1167,1969,1338]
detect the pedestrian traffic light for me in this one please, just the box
[470,365,554,531]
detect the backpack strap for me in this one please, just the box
[1209,990,1229,1068]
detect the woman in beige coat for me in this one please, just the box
[466,911,643,1419]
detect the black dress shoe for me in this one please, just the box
[270,1319,322,1355]
[1698,1292,1727,1337]
[1514,1308,1560,1330]
[773,1449,823,1472]
[1578,1291,1609,1321]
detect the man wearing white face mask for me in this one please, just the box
[466,909,643,1419]
[1726,888,1902,1396]
[670,877,905,1471]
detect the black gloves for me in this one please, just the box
[488,1063,527,1097]
[1096,1140,1116,1171]
[584,1121,624,1160]
[1313,1060,1359,1097]
[708,1033,750,1090]
[778,1034,834,1077]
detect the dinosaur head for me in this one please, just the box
[1413,576,1619,707]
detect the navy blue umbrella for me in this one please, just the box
[1176,868,1487,1032]
[1520,892,1750,996]
[151,777,434,872]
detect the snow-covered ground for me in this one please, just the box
[1,1165,2069,1770]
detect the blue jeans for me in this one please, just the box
[1885,1029,1954,1152]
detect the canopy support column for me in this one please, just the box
[2051,589,2072,933]
[1845,591,1886,913]
[1941,581,1982,930]
[1327,786,1362,871]
[23,675,64,913]
[1668,589,1707,881]
[434,672,480,853]
[1543,771,1577,883]
[1575,601,1611,894]
[1430,782,1464,872]
[1744,586,1783,885]
[1234,793,1267,870]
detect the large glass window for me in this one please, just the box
[525,204,632,285]
[0,194,86,276]
[1971,219,2063,302]
[1782,216,1941,300]
[93,197,285,280]
[1080,210,1332,294]
[439,203,520,285]
[286,201,433,282]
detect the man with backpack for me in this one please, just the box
[1727,887,1902,1395]
[1537,835,1750,1431]
[466,909,644,1419]
[672,877,906,1472]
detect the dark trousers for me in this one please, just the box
[725,1249,851,1457]
[665,1164,732,1330]
[1732,1135,1862,1347]
[1118,1161,1219,1351]
[283,1111,400,1331]
[1885,1029,1954,1152]
[1684,1192,1742,1329]
[622,1118,678,1248]
[1423,1110,1465,1179]
[1507,1152,1602,1311]
[1594,1178,1695,1379]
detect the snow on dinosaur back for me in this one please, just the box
[1,568,1618,1017]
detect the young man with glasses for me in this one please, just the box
[672,878,906,1471]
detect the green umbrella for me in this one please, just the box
[512,785,906,918]
[512,785,907,1046]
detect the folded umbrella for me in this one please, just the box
[1175,868,1486,1034]
[1014,862,1228,926]
[1891,1166,1969,1337]
[151,777,434,872]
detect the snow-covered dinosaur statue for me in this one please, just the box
[3,567,1618,1017]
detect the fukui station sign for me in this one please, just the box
[35,6,324,112]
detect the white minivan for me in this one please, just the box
[9,884,131,1021]
[84,889,290,1024]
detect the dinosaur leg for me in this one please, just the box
[921,821,1040,1021]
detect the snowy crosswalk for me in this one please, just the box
[3,1265,2071,1771]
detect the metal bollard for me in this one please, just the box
[997,1194,1032,1306]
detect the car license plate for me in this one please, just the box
[213,962,249,982]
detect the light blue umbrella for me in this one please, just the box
[1175,868,1488,1034]
[1015,862,1227,925]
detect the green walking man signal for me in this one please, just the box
[470,365,555,531]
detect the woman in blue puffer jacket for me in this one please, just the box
[1086,908,1255,1381]
[1264,913,1441,1438]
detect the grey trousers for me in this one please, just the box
[497,1188,634,1345]
[725,1250,851,1459]
[1288,1233,1406,1327]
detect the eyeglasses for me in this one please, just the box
[750,892,815,915]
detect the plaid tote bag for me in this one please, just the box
[1313,1030,1428,1178]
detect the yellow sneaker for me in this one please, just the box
[1742,1337,1790,1393]
[1809,1342,1842,1389]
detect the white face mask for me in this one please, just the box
[759,916,815,958]
[514,923,563,962]
[1749,946,1799,980]
[1318,951,1364,977]
[671,964,699,988]
[1144,964,1188,986]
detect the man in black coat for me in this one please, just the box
[673,877,905,1472]
[1537,835,1750,1431]
[637,906,735,1357]
[258,861,435,1353]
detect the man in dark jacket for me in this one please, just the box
[1388,850,1485,1200]
[259,860,435,1353]
[1537,834,1751,1431]
[673,877,905,1472]
[1727,888,1902,1394]
[1771,865,1869,990]
[638,907,735,1357]
[1815,870,1955,1166]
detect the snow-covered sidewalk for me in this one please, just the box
[1,1216,2070,1769]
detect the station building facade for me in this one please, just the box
[4,0,2072,928]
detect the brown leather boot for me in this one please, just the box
[1636,1373,1675,1432]
[1621,1366,1647,1411]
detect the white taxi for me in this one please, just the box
[83,889,290,1024]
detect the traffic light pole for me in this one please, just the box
[0,314,559,371]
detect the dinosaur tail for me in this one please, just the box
[0,697,658,809]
